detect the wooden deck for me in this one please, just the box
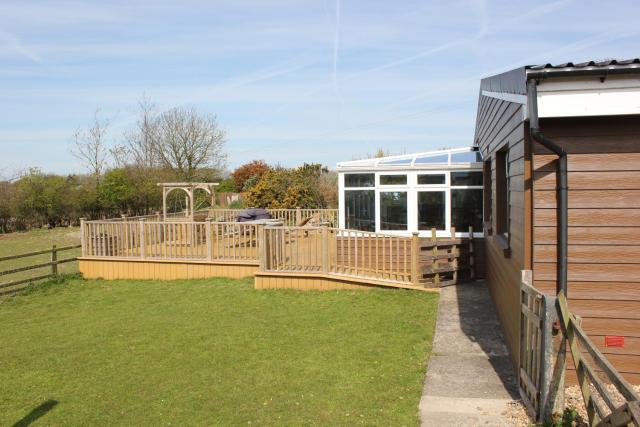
[79,218,478,291]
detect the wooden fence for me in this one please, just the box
[82,220,262,263]
[260,226,476,288]
[519,277,640,425]
[557,292,640,427]
[0,244,81,295]
[208,208,339,226]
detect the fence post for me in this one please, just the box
[411,232,420,286]
[321,227,329,273]
[296,207,302,225]
[139,218,146,259]
[80,217,87,257]
[432,228,440,286]
[51,245,58,275]
[155,211,161,222]
[206,218,213,261]
[121,214,128,222]
[468,226,475,280]
[258,226,267,270]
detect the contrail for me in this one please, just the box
[332,0,345,121]
[0,30,42,63]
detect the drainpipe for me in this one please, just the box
[526,79,568,297]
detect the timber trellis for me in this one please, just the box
[0,244,81,295]
[519,278,640,426]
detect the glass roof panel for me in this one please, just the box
[414,154,449,164]
[378,158,412,165]
[451,151,482,163]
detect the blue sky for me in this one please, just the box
[1,0,638,176]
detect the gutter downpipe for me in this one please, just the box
[526,78,568,297]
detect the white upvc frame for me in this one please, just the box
[339,168,483,238]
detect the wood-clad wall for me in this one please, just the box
[475,95,530,370]
[79,258,258,280]
[532,116,640,383]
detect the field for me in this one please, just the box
[0,276,438,426]
[0,227,81,291]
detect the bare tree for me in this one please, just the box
[153,107,227,181]
[125,95,159,169]
[71,110,110,183]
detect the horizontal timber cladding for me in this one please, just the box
[79,258,258,280]
[532,115,640,384]
[475,95,530,371]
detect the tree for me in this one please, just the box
[153,107,227,181]
[125,96,159,169]
[231,160,270,191]
[245,164,328,209]
[71,110,110,184]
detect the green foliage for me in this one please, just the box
[245,163,330,209]
[543,407,582,427]
[231,160,270,192]
[98,169,135,212]
[0,277,438,425]
[216,178,238,193]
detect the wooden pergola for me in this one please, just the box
[158,182,219,221]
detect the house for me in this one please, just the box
[474,59,640,383]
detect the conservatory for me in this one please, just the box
[336,147,483,237]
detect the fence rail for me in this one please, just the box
[261,227,416,285]
[208,208,339,226]
[82,220,262,263]
[557,292,640,427]
[0,244,81,295]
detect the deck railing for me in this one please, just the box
[260,227,415,285]
[208,208,338,226]
[82,219,262,263]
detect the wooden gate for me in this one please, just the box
[519,277,549,418]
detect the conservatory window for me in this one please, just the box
[451,171,483,186]
[418,191,446,230]
[345,190,375,231]
[380,174,407,185]
[345,173,374,188]
[418,174,446,185]
[451,189,483,233]
[380,191,407,230]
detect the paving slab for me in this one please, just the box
[419,281,519,426]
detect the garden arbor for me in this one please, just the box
[158,182,218,220]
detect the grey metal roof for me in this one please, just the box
[527,58,640,70]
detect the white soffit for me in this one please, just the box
[537,76,640,118]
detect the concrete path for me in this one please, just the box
[419,281,520,426]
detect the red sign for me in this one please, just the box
[605,336,625,347]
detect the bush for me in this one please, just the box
[231,160,270,192]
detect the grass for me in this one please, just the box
[0,276,439,426]
[0,227,81,288]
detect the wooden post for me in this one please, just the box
[121,214,127,222]
[451,227,458,284]
[139,218,146,259]
[51,245,58,275]
[206,218,213,261]
[468,226,475,280]
[321,226,329,273]
[258,225,266,270]
[155,211,161,222]
[296,207,302,225]
[431,228,440,286]
[80,218,87,257]
[411,232,420,286]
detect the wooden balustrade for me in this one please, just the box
[208,208,338,226]
[261,227,414,284]
[82,220,262,263]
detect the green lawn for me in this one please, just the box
[0,227,81,287]
[0,277,438,426]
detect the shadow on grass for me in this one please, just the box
[12,399,58,427]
